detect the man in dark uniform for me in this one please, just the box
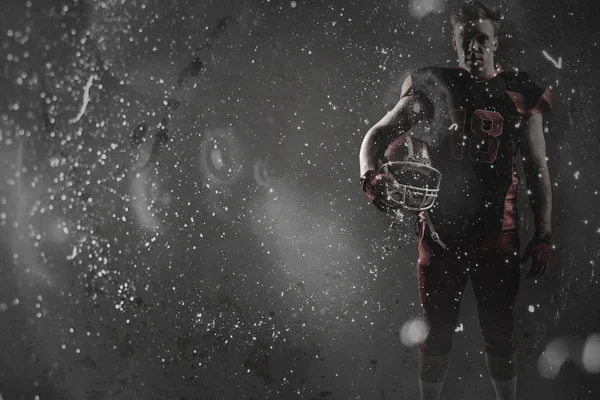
[358,2,553,399]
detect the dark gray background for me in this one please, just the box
[1,0,599,399]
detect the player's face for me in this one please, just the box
[452,19,498,77]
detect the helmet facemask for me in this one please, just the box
[380,161,441,212]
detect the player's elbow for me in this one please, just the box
[360,126,392,174]
[363,125,392,148]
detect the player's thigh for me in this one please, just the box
[417,237,469,324]
[470,234,521,312]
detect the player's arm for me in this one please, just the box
[520,112,552,238]
[359,95,428,177]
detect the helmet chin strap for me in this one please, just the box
[423,211,447,250]
[388,210,446,250]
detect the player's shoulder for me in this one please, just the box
[499,69,546,91]
[499,68,552,113]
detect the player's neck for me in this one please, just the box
[458,63,503,82]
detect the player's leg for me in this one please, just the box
[416,234,469,400]
[485,353,517,400]
[470,233,521,400]
[417,350,447,400]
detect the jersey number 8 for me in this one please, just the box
[448,109,504,163]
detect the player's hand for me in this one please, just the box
[360,170,398,213]
[520,234,552,279]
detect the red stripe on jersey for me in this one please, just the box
[505,90,527,117]
[525,87,552,117]
[501,153,519,231]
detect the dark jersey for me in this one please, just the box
[400,66,552,237]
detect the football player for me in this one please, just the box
[358,2,552,400]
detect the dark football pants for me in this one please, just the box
[416,227,521,357]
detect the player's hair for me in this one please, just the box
[451,1,502,36]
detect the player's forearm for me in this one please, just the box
[359,128,381,176]
[359,126,399,176]
[525,161,552,235]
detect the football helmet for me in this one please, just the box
[379,136,442,212]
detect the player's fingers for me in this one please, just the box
[372,199,390,213]
[521,242,532,262]
[526,260,540,279]
[531,250,549,278]
[375,175,395,190]
[535,263,549,278]
[536,259,545,274]
[374,195,397,213]
[525,265,534,279]
[530,246,540,260]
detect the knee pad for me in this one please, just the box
[482,323,516,357]
[485,352,517,381]
[420,327,454,357]
[485,339,516,357]
[418,349,450,382]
